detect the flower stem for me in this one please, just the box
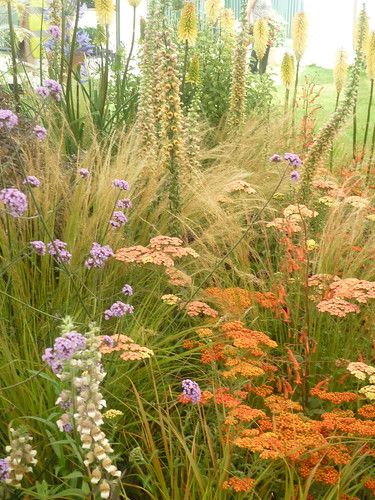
[7,0,20,109]
[362,78,374,158]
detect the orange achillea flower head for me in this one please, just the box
[214,387,245,408]
[200,344,225,364]
[99,335,154,361]
[225,404,266,424]
[224,180,257,195]
[310,380,357,404]
[264,395,303,414]
[316,298,361,317]
[299,460,340,485]
[364,478,375,495]
[314,410,375,437]
[358,404,375,418]
[247,384,274,397]
[222,477,255,493]
[184,300,219,318]
[203,287,254,315]
[115,236,198,267]
[196,327,213,338]
[222,359,265,379]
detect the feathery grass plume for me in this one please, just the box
[227,12,249,128]
[281,52,295,113]
[334,49,349,97]
[205,0,222,24]
[220,8,235,35]
[95,0,114,25]
[291,11,308,122]
[253,18,269,63]
[178,1,198,46]
[299,52,363,199]
[155,28,186,234]
[187,54,200,84]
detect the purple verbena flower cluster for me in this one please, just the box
[181,379,201,404]
[0,458,9,481]
[84,242,114,269]
[36,79,62,102]
[112,179,129,191]
[30,241,46,256]
[122,284,133,296]
[42,331,86,374]
[79,168,90,178]
[109,211,128,229]
[76,30,95,56]
[0,188,27,217]
[270,153,282,162]
[104,301,134,320]
[47,240,72,264]
[116,198,132,210]
[23,176,41,188]
[284,153,303,167]
[33,125,47,140]
[48,25,61,39]
[291,170,300,182]
[101,335,115,348]
[0,109,18,129]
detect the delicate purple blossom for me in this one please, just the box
[0,109,18,129]
[0,458,9,481]
[0,188,27,217]
[284,153,303,167]
[47,240,72,264]
[62,423,73,433]
[23,175,41,188]
[122,284,133,296]
[181,379,201,404]
[30,240,46,256]
[33,125,47,140]
[79,168,90,178]
[112,179,129,190]
[291,170,300,182]
[84,242,113,269]
[76,30,95,56]
[101,335,115,348]
[110,211,128,229]
[270,154,282,162]
[104,301,134,320]
[117,198,132,210]
[36,79,62,102]
[42,331,86,374]
[48,25,61,39]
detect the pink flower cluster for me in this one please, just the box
[36,79,62,101]
[0,188,27,217]
[30,239,72,264]
[0,109,18,129]
[84,242,113,269]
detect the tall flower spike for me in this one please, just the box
[334,49,348,96]
[367,31,375,80]
[253,18,269,63]
[354,5,369,53]
[227,13,249,128]
[178,2,198,46]
[220,8,235,36]
[292,11,308,62]
[281,52,295,88]
[187,54,200,85]
[205,0,222,24]
[4,427,37,488]
[95,0,114,26]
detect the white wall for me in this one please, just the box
[303,0,375,68]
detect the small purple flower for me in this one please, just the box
[76,30,95,56]
[36,79,62,102]
[270,154,282,162]
[291,170,300,182]
[101,335,115,347]
[110,211,128,229]
[63,423,73,433]
[79,168,90,178]
[0,109,18,129]
[181,379,201,404]
[0,458,9,481]
[0,188,27,217]
[31,240,46,256]
[104,301,134,320]
[117,198,132,209]
[42,331,86,374]
[48,24,61,39]
[122,284,133,296]
[284,153,303,167]
[23,175,41,188]
[84,242,113,269]
[112,179,129,190]
[33,125,47,140]
[47,239,72,264]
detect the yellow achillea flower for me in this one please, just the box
[205,0,222,24]
[292,11,308,62]
[367,31,375,80]
[178,1,198,46]
[187,54,200,84]
[281,52,295,88]
[103,409,124,419]
[253,18,269,62]
[334,49,348,95]
[220,8,235,35]
[95,0,114,26]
